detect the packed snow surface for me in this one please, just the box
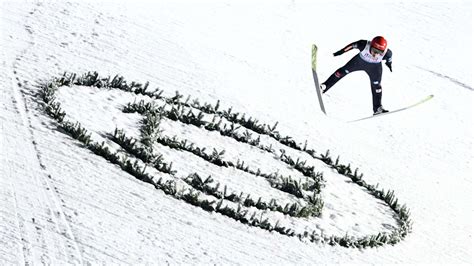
[0,0,472,264]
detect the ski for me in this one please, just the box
[312,44,326,114]
[349,94,434,122]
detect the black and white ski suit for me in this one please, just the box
[322,39,393,113]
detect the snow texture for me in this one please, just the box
[0,0,472,264]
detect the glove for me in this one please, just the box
[385,62,392,72]
[333,50,344,56]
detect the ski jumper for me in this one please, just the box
[322,39,393,113]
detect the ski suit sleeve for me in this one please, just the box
[333,40,366,56]
[384,49,393,72]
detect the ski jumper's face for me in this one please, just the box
[370,47,384,56]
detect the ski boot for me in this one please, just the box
[373,106,389,116]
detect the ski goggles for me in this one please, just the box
[370,46,385,55]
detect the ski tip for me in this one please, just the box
[424,94,435,101]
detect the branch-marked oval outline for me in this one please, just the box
[39,71,412,248]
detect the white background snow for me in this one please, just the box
[0,0,472,264]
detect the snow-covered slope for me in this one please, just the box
[1,0,472,264]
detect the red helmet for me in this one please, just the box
[371,36,387,51]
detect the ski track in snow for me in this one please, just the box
[0,3,84,264]
[415,66,473,91]
[0,1,472,264]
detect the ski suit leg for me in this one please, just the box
[322,56,364,93]
[366,63,384,112]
